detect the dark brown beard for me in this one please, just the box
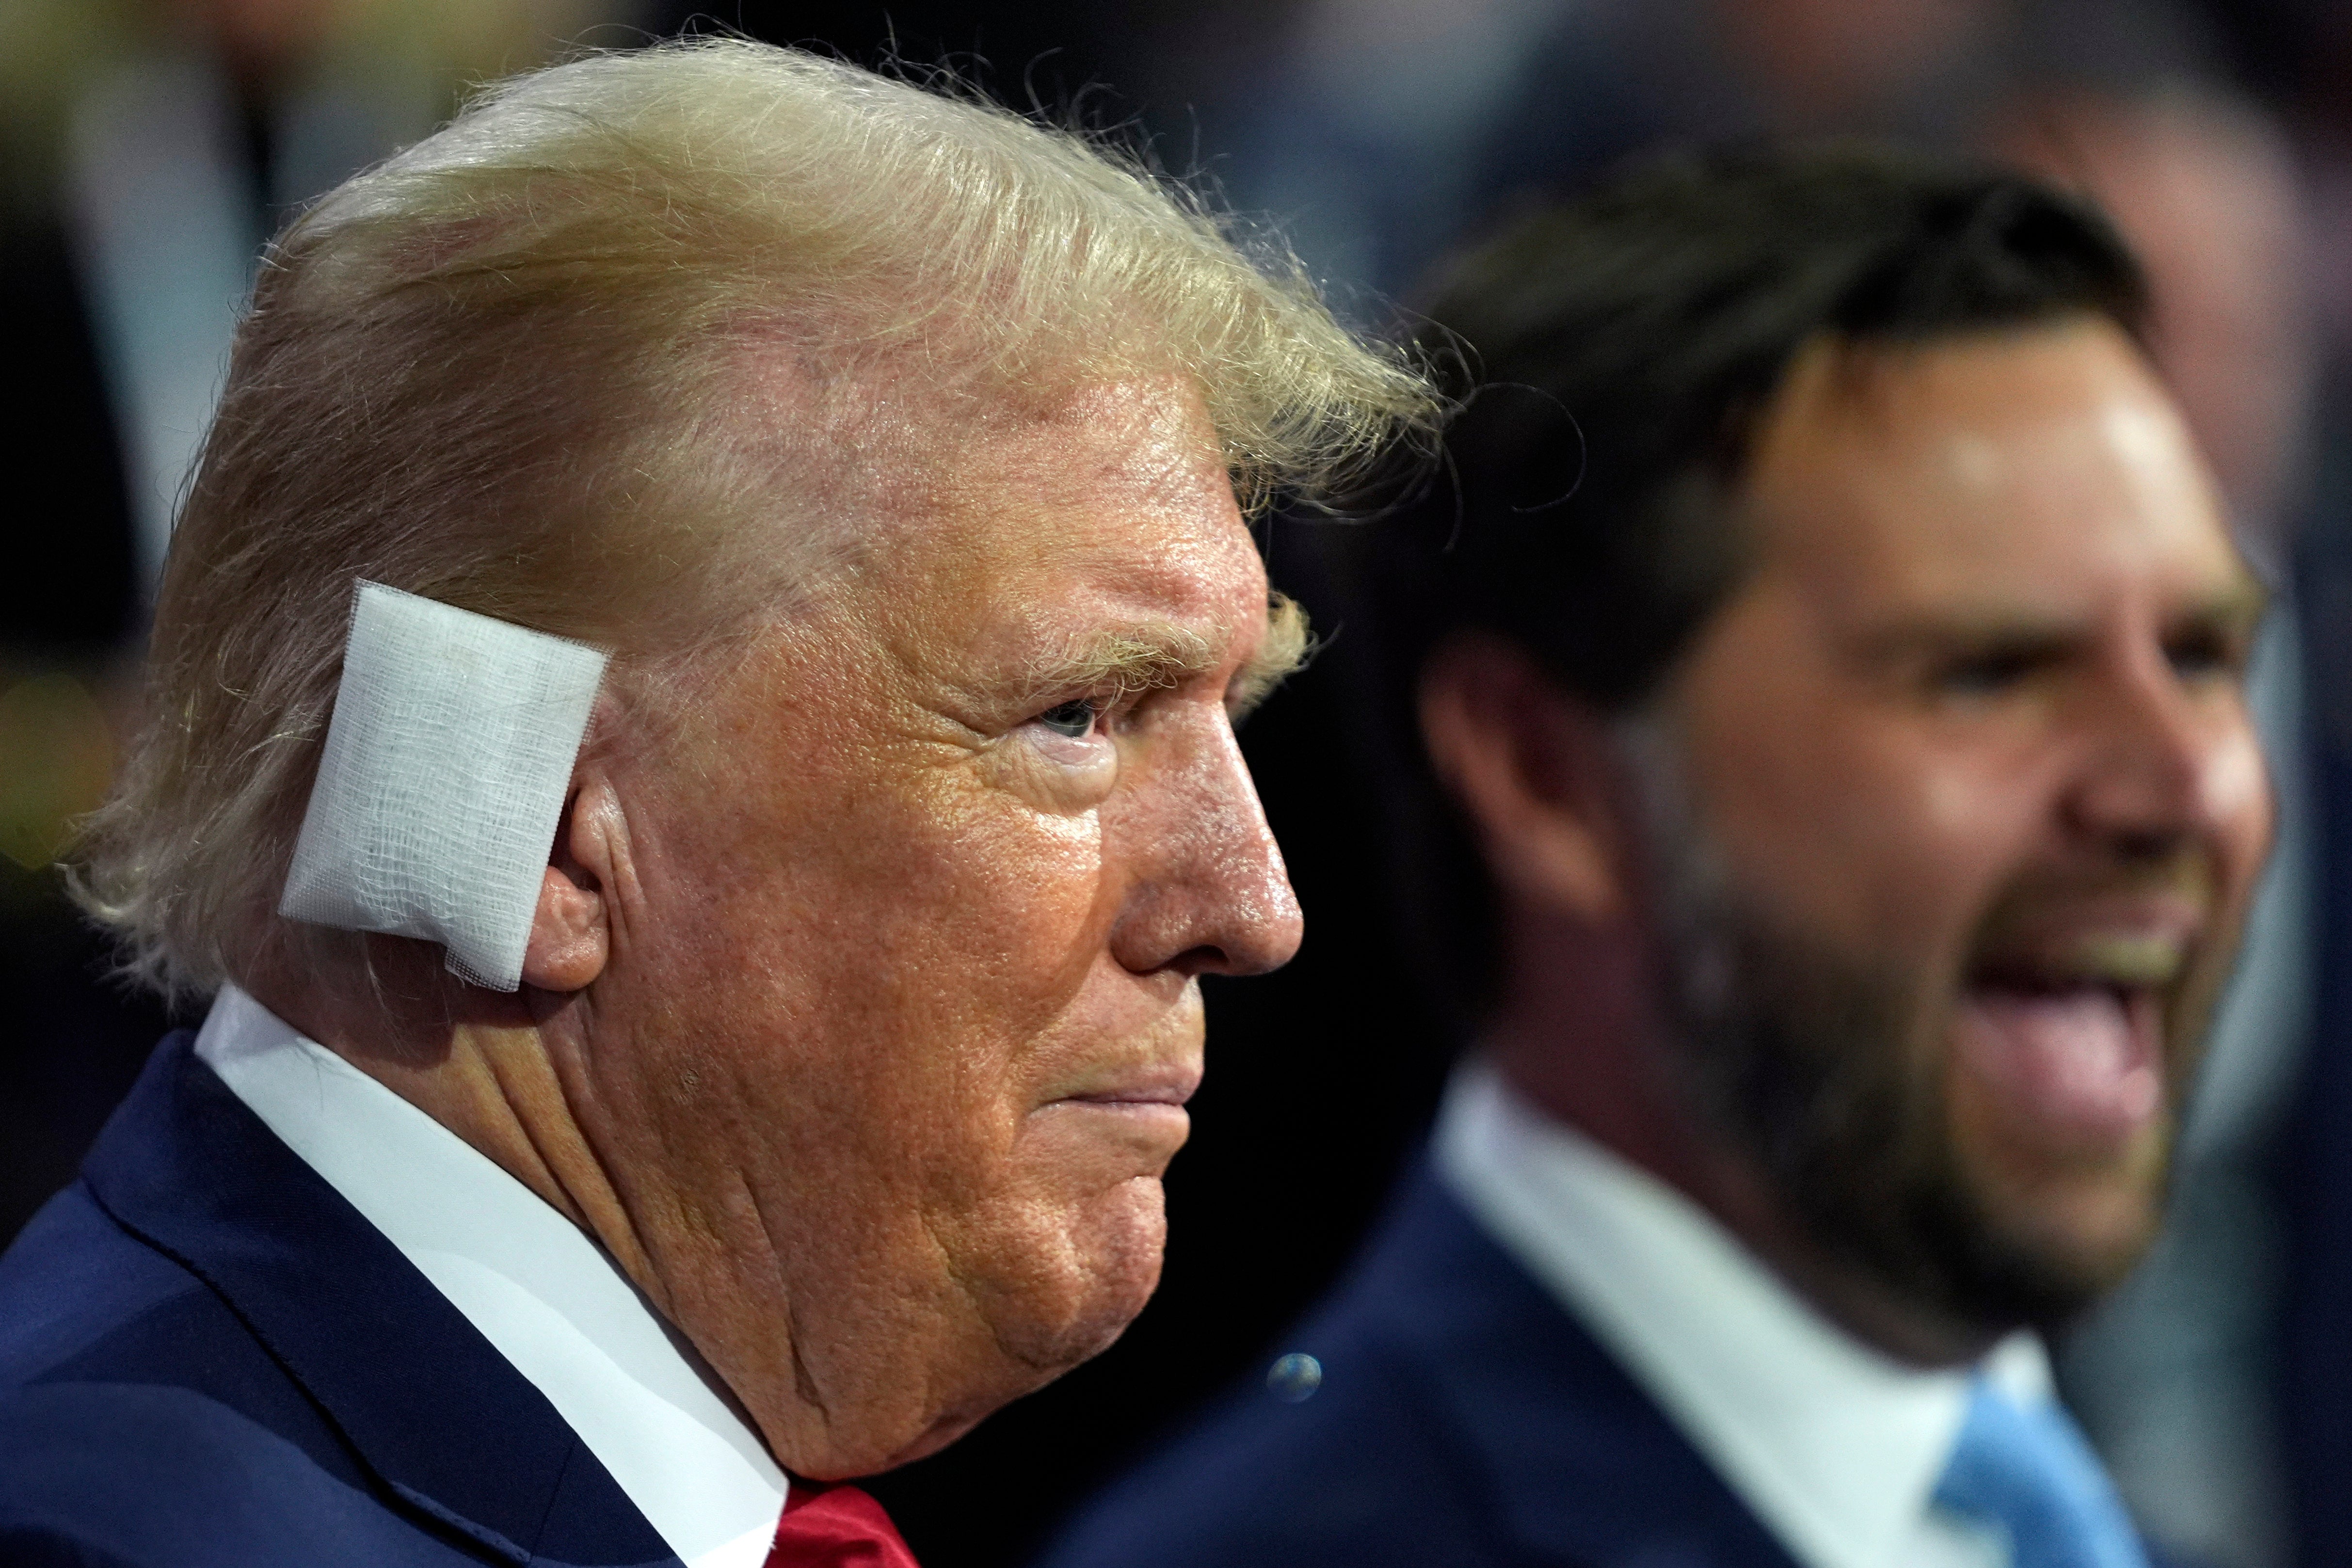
[1661,896,2107,1331]
[1649,851,2226,1338]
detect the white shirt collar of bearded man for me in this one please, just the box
[1435,1056,2053,1568]
[194,984,790,1568]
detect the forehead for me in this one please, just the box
[1739,320,2243,619]
[856,379,1264,651]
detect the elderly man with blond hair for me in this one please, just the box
[0,39,1427,1568]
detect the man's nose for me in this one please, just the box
[1107,714,1305,979]
[2064,645,2269,858]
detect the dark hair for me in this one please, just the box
[1342,141,2151,1027]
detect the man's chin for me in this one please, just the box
[1023,1175,1168,1362]
[1975,1143,2170,1303]
[800,1181,1168,1480]
[1853,1110,2171,1341]
[1942,1019,2176,1302]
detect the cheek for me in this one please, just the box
[837,795,1114,1075]
[673,758,1112,1035]
[1697,714,2041,965]
[608,720,1128,1223]
[2208,724,2275,897]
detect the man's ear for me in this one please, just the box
[521,773,626,993]
[1418,635,1634,924]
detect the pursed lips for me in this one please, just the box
[1053,1061,1204,1110]
[1035,1060,1206,1158]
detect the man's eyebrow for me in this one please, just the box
[1853,577,2272,663]
[1023,622,1219,703]
[1229,594,1312,721]
[1854,613,2087,664]
[1017,594,1313,718]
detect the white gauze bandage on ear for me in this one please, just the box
[279,581,610,992]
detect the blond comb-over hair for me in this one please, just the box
[71,37,1437,1001]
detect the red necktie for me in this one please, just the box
[766,1483,921,1568]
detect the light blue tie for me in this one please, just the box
[1931,1377,2152,1568]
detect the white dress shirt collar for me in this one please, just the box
[195,985,789,1568]
[1435,1057,2046,1568]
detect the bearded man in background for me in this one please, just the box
[1049,145,2270,1568]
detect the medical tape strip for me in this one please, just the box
[279,581,610,992]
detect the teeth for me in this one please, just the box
[2070,935,2183,988]
[1995,934,2183,990]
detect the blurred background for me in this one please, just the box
[2,2,2347,1567]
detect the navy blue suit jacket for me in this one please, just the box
[0,1030,682,1567]
[2281,522,2352,1568]
[1038,1162,1802,1568]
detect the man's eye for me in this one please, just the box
[2165,630,2246,684]
[1930,646,2046,699]
[1035,699,1102,739]
[1935,656,2024,697]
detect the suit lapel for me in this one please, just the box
[79,1032,678,1567]
[1360,1166,1803,1568]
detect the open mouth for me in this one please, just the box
[1951,936,2180,1153]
